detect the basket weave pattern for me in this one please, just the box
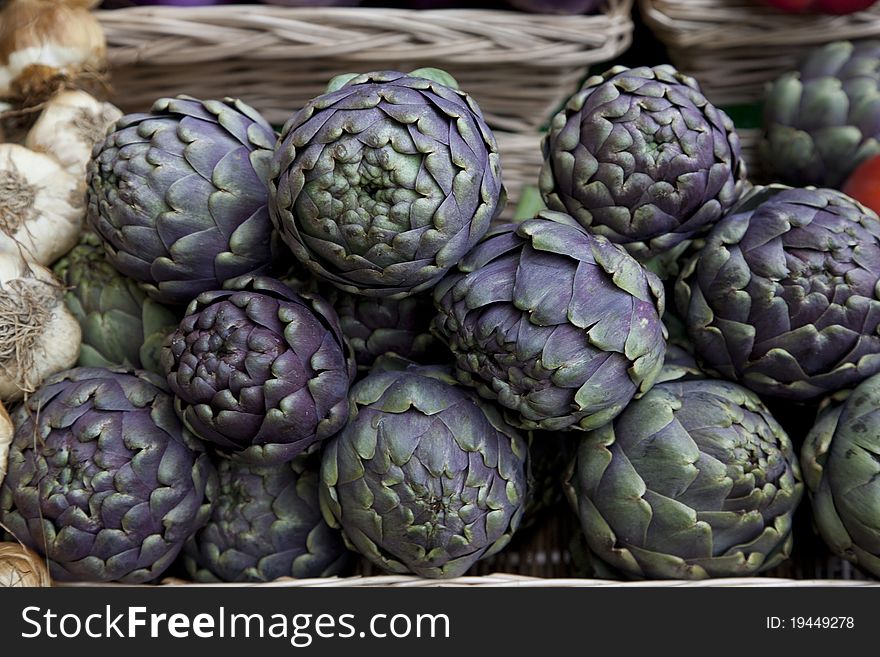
[639,0,880,107]
[98,4,632,213]
[98,3,633,132]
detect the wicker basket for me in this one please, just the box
[96,4,631,211]
[97,3,634,132]
[639,0,880,182]
[639,0,880,107]
[61,575,879,587]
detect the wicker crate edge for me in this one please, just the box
[56,575,879,588]
[639,0,880,107]
[97,2,634,132]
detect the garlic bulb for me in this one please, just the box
[25,90,122,179]
[0,543,51,587]
[0,144,85,266]
[0,400,11,489]
[0,248,81,401]
[0,0,107,103]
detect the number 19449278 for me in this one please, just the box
[766,617,855,630]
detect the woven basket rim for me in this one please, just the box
[54,574,880,588]
[639,0,880,50]
[96,1,634,68]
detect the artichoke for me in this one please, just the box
[161,276,355,465]
[268,69,505,299]
[0,367,214,583]
[564,365,803,580]
[676,185,880,401]
[185,453,349,583]
[540,65,746,262]
[762,41,880,189]
[330,289,438,370]
[319,361,528,578]
[53,232,180,374]
[433,211,667,432]
[801,373,880,578]
[87,96,277,306]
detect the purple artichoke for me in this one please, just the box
[433,211,667,432]
[185,454,349,583]
[269,70,505,299]
[564,366,803,579]
[762,40,880,189]
[161,276,355,465]
[87,96,277,306]
[801,372,880,578]
[540,65,746,261]
[0,367,214,583]
[676,185,880,401]
[319,361,528,578]
[330,289,439,370]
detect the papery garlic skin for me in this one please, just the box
[0,0,106,99]
[0,543,51,587]
[0,250,81,402]
[0,402,11,489]
[26,90,122,179]
[0,144,85,266]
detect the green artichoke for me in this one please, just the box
[564,363,803,580]
[330,289,438,371]
[319,360,528,578]
[87,96,277,306]
[540,65,746,261]
[762,41,880,188]
[801,374,880,578]
[268,70,505,299]
[0,367,214,583]
[676,185,880,401]
[185,453,349,583]
[53,232,180,374]
[433,211,667,432]
[161,276,355,466]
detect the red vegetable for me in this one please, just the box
[761,0,877,13]
[842,155,880,213]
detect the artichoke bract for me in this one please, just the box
[53,232,180,374]
[185,454,349,583]
[564,367,803,580]
[540,65,746,261]
[268,70,505,299]
[0,367,214,583]
[676,185,880,401]
[87,95,277,306]
[161,276,355,466]
[762,41,880,188]
[320,362,528,578]
[433,211,667,432]
[801,374,880,578]
[330,289,438,370]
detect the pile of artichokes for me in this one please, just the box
[4,45,880,585]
